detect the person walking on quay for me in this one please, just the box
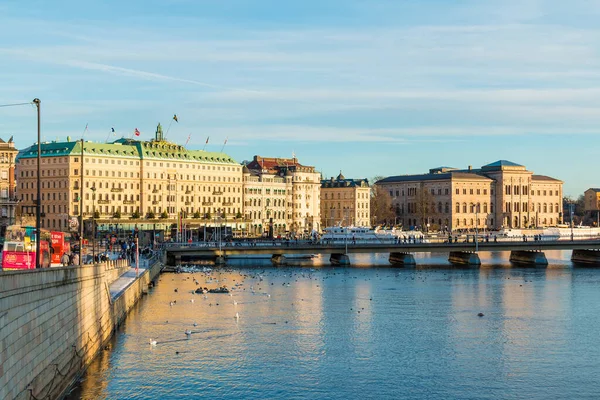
[61,252,70,267]
[71,252,80,266]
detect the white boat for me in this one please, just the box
[543,226,600,239]
[321,226,396,244]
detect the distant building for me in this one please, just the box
[244,155,321,235]
[584,188,600,212]
[376,160,563,231]
[0,137,18,233]
[320,172,370,227]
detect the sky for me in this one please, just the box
[1,0,599,197]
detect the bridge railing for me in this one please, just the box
[163,234,600,250]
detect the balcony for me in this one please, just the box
[185,201,191,205]
[97,200,111,205]
[123,200,135,205]
[111,188,124,193]
[185,190,192,194]
[222,202,233,206]
[152,200,160,205]
[212,191,223,196]
[202,202,213,206]
[152,189,159,193]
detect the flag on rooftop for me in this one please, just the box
[205,136,209,144]
[173,114,178,123]
[134,128,140,137]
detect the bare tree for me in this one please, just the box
[371,180,395,226]
[415,184,434,228]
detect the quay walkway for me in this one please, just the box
[164,238,600,266]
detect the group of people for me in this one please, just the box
[60,252,79,266]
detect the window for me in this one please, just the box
[470,189,474,195]
[455,188,459,195]
[456,203,460,213]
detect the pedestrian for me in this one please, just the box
[61,252,70,267]
[72,253,80,266]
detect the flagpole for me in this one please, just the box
[165,119,173,140]
[202,137,209,151]
[220,137,228,152]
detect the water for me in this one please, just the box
[69,251,600,399]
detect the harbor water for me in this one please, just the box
[68,251,600,399]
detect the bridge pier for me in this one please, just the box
[330,253,350,266]
[571,249,600,265]
[448,251,481,266]
[389,252,416,266]
[214,256,226,265]
[271,254,287,266]
[509,250,548,266]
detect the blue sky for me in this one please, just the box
[1,0,599,196]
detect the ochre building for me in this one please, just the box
[244,155,321,235]
[376,160,563,231]
[16,125,243,232]
[320,173,370,228]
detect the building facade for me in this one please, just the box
[16,125,243,234]
[244,155,321,235]
[376,161,563,231]
[584,188,600,213]
[320,173,370,227]
[0,137,18,233]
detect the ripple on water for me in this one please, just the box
[69,254,600,399]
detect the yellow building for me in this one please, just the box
[16,125,243,235]
[376,160,563,231]
[320,173,370,227]
[0,137,18,232]
[584,188,600,212]
[244,155,321,235]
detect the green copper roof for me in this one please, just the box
[17,138,237,164]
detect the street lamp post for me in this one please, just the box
[91,185,96,261]
[33,98,41,268]
[570,202,575,241]
[475,204,479,252]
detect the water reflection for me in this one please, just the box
[68,252,600,400]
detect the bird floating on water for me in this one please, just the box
[235,312,240,319]
[149,339,157,346]
[185,330,192,337]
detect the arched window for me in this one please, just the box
[470,218,474,226]
[483,203,488,213]
[438,202,443,213]
[456,218,460,227]
[549,204,553,213]
[456,203,460,213]
[543,203,548,213]
[445,203,449,213]
[463,203,467,213]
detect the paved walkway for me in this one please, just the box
[109,265,147,300]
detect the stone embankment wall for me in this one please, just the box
[0,259,162,400]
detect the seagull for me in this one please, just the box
[185,329,192,337]
[170,301,174,307]
[149,339,157,346]
[233,301,238,305]
[193,322,198,327]
[190,299,194,303]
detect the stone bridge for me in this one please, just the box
[164,239,600,266]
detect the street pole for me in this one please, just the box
[475,206,479,252]
[79,138,84,265]
[92,186,96,262]
[33,98,41,269]
[571,203,574,241]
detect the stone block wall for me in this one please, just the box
[0,260,161,400]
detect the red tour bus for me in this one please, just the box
[1,226,51,270]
